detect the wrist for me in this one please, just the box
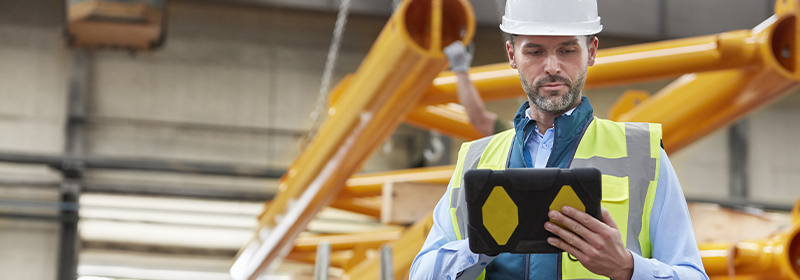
[614,250,634,280]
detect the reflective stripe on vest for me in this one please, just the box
[449,118,661,280]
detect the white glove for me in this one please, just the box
[444,41,472,73]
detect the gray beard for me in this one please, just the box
[520,70,587,114]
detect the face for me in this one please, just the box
[506,35,598,114]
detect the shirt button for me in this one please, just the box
[468,256,474,263]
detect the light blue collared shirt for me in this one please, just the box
[409,112,709,280]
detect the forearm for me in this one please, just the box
[410,239,495,280]
[638,150,710,280]
[454,72,497,136]
[411,174,497,279]
[631,253,708,280]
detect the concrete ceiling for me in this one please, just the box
[222,0,776,39]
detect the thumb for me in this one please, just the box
[601,207,618,229]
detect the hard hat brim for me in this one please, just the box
[499,16,602,36]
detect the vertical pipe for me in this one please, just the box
[345,214,434,280]
[58,50,89,280]
[380,245,394,280]
[314,242,331,280]
[658,0,667,38]
[729,120,750,202]
[57,181,80,280]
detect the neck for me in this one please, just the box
[528,99,581,135]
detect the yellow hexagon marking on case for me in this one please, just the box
[482,186,518,246]
[549,185,586,230]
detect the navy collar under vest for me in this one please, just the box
[509,96,595,169]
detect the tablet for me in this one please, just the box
[463,168,602,254]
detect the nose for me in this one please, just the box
[544,54,561,76]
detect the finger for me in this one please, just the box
[600,207,618,229]
[547,236,587,261]
[545,221,593,252]
[548,210,596,242]
[561,206,607,233]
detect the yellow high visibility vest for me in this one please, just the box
[449,118,662,280]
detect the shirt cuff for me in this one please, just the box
[631,252,674,279]
[441,239,497,280]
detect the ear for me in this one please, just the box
[506,40,517,69]
[587,37,599,67]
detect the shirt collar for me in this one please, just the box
[524,107,577,120]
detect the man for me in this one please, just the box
[409,0,709,279]
[443,42,512,136]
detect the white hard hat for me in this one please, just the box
[500,0,603,36]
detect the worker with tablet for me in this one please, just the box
[409,0,708,279]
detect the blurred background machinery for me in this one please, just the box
[66,0,166,50]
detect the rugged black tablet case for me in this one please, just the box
[464,168,602,255]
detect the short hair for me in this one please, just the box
[507,33,596,49]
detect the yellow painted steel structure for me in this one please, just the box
[344,213,435,280]
[408,7,800,147]
[415,29,762,108]
[394,29,761,140]
[615,2,800,152]
[329,196,382,218]
[330,75,484,140]
[698,199,800,280]
[405,103,485,140]
[286,231,403,268]
[330,165,455,217]
[339,165,455,198]
[230,0,475,279]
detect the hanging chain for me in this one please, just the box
[307,0,352,145]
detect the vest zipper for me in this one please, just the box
[557,253,563,280]
[565,117,594,168]
[521,121,533,168]
[547,117,559,168]
[524,254,530,280]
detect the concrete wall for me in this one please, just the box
[749,91,800,206]
[0,219,60,280]
[0,0,68,154]
[0,0,69,278]
[88,1,385,168]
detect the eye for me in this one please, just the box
[527,50,542,55]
